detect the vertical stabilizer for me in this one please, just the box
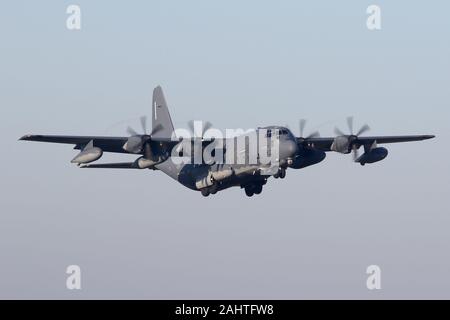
[152,86,175,140]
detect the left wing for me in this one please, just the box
[80,162,149,169]
[19,135,130,154]
[298,135,435,151]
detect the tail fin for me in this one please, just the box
[152,86,175,140]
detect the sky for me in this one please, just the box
[0,0,449,299]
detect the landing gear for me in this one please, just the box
[200,183,219,197]
[253,184,263,194]
[210,184,218,194]
[244,183,263,197]
[274,168,286,179]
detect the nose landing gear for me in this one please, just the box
[273,167,286,179]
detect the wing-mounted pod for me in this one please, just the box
[71,140,103,165]
[355,141,388,166]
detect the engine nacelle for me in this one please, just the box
[355,147,388,165]
[71,147,103,164]
[289,149,326,169]
[133,156,159,169]
[331,136,351,154]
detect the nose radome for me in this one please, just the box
[284,140,298,158]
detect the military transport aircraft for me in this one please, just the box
[20,86,435,197]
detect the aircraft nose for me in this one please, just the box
[282,139,298,158]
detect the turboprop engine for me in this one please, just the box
[331,117,371,155]
[133,156,160,169]
[71,140,103,164]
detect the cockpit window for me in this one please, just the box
[265,129,288,138]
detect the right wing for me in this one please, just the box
[299,135,435,151]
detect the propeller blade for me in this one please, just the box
[356,124,370,136]
[297,119,320,140]
[347,116,354,135]
[144,142,153,159]
[334,127,346,136]
[203,121,213,134]
[187,120,213,138]
[187,120,195,136]
[299,119,306,137]
[352,144,359,161]
[127,126,138,136]
[150,123,163,136]
[140,116,147,134]
[306,131,320,139]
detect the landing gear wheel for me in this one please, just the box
[254,184,263,195]
[279,168,286,179]
[360,162,365,166]
[210,185,218,194]
[245,187,254,197]
[201,189,210,197]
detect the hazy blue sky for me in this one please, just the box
[0,0,449,298]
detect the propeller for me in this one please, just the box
[126,116,163,137]
[332,116,370,160]
[187,120,213,140]
[123,116,163,154]
[296,119,320,149]
[299,119,320,139]
[334,116,370,137]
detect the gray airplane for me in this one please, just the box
[20,86,435,197]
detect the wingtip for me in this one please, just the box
[19,134,32,141]
[425,135,436,140]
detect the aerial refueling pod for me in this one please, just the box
[71,140,103,164]
[355,147,388,165]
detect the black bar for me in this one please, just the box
[0,300,447,318]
